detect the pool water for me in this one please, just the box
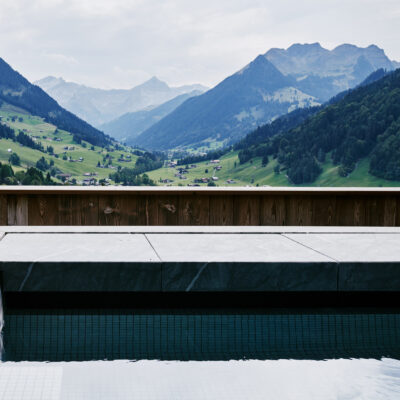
[1,358,400,400]
[1,309,400,399]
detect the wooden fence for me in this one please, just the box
[1,186,400,226]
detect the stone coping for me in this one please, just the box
[0,229,400,292]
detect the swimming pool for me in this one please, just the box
[1,308,400,399]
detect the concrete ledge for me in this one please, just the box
[1,228,400,293]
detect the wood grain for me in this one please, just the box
[311,195,336,226]
[99,196,122,225]
[233,195,260,225]
[286,195,313,226]
[0,195,7,226]
[2,189,400,226]
[7,195,28,225]
[260,195,286,225]
[178,194,210,225]
[156,195,179,225]
[28,195,58,225]
[209,195,234,225]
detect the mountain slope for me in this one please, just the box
[134,56,320,150]
[134,43,397,151]
[101,90,202,142]
[0,58,110,146]
[237,68,400,184]
[35,76,208,126]
[235,68,390,153]
[0,101,142,184]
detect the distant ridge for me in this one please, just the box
[265,42,398,100]
[35,76,208,126]
[101,90,203,142]
[0,58,110,146]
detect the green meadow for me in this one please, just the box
[0,103,139,183]
[2,102,399,187]
[147,150,400,187]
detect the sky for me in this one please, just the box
[0,0,399,89]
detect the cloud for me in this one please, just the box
[43,52,78,65]
[0,0,398,89]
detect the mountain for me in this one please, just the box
[134,55,320,150]
[133,43,398,151]
[265,43,398,101]
[0,100,157,185]
[35,76,208,127]
[236,68,400,184]
[235,68,390,154]
[100,90,202,142]
[0,58,109,146]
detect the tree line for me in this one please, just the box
[236,69,400,183]
[0,162,55,185]
[109,152,162,185]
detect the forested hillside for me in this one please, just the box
[236,68,400,184]
[234,106,322,154]
[0,58,110,146]
[134,56,320,150]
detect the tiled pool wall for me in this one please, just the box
[0,287,3,358]
[3,309,400,362]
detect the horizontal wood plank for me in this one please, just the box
[1,187,400,226]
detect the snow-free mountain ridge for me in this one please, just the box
[132,43,398,150]
[100,90,203,142]
[35,76,208,127]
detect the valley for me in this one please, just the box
[1,42,400,188]
[146,150,400,187]
[0,103,141,185]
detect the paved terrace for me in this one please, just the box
[1,226,400,293]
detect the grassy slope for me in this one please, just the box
[2,102,399,187]
[147,150,400,187]
[0,103,139,183]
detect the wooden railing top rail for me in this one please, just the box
[1,186,400,195]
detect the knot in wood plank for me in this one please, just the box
[161,203,176,214]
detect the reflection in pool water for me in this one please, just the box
[1,358,400,399]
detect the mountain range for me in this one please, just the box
[0,58,109,146]
[35,76,208,127]
[99,90,202,142]
[1,51,400,187]
[131,43,399,150]
[265,43,397,100]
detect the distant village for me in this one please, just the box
[161,159,236,186]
